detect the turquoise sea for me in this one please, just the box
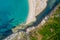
[0,0,29,39]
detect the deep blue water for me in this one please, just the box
[0,0,29,39]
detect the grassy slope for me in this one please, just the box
[30,3,60,40]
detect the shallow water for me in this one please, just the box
[0,0,29,39]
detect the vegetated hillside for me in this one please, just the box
[29,3,60,40]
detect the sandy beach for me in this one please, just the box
[35,0,48,16]
[26,0,48,24]
[26,0,36,24]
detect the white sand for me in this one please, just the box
[26,0,36,24]
[26,0,48,24]
[35,0,48,16]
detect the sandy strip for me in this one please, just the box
[26,0,36,24]
[26,0,48,24]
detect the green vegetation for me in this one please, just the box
[39,4,60,40]
[30,4,60,40]
[29,31,38,40]
[30,36,37,40]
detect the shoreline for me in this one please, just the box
[26,0,48,24]
[26,0,36,25]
